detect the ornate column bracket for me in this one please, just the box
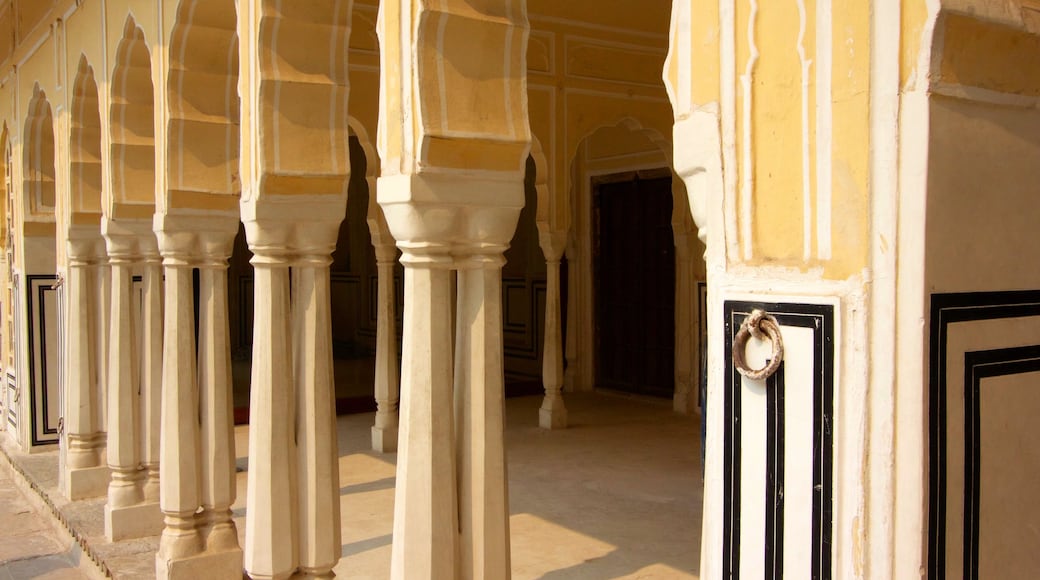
[537,230,568,430]
[101,217,163,543]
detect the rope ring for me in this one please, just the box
[733,309,784,380]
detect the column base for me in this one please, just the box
[63,465,110,500]
[371,425,399,453]
[673,389,695,415]
[538,404,568,430]
[105,501,164,542]
[156,546,243,580]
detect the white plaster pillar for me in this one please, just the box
[139,254,164,501]
[244,248,298,580]
[96,258,110,435]
[455,252,512,580]
[390,251,458,580]
[103,220,163,542]
[61,234,108,499]
[105,248,144,535]
[197,255,239,556]
[155,217,242,579]
[538,232,567,429]
[293,253,341,578]
[157,258,203,568]
[370,241,400,453]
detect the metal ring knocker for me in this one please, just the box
[732,309,784,380]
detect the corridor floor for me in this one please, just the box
[0,392,702,579]
[231,392,704,579]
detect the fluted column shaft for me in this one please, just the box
[293,254,341,578]
[157,261,202,563]
[96,260,111,435]
[64,254,101,471]
[107,254,142,509]
[390,252,458,580]
[140,256,164,500]
[371,244,400,452]
[198,257,238,553]
[455,252,511,580]
[244,252,298,580]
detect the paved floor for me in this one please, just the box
[0,392,702,579]
[0,469,94,579]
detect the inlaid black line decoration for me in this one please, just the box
[961,346,1040,580]
[764,362,785,578]
[927,291,1040,580]
[26,274,59,446]
[723,301,834,580]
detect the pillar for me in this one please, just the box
[377,0,529,575]
[367,202,400,453]
[294,253,341,578]
[244,249,296,580]
[388,246,457,580]
[455,251,511,579]
[102,218,162,542]
[61,232,108,500]
[140,253,163,501]
[155,218,242,579]
[538,232,567,429]
[239,213,344,580]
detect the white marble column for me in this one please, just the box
[538,232,567,429]
[155,220,242,579]
[244,250,298,580]
[371,242,400,452]
[390,250,458,580]
[198,256,239,556]
[140,254,164,500]
[293,254,341,578]
[103,221,163,542]
[61,239,108,499]
[96,259,111,436]
[105,250,144,537]
[157,260,203,570]
[455,252,511,580]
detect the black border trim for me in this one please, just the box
[26,274,58,446]
[962,346,1040,580]
[927,291,1040,579]
[723,300,834,580]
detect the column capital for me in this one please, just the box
[241,196,343,262]
[377,173,523,266]
[154,213,238,267]
[102,217,159,261]
[537,229,567,262]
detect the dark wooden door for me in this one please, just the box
[594,174,675,398]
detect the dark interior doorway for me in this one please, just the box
[594,171,675,398]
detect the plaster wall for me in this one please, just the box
[922,94,1040,579]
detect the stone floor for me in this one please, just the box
[0,466,97,579]
[1,392,703,579]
